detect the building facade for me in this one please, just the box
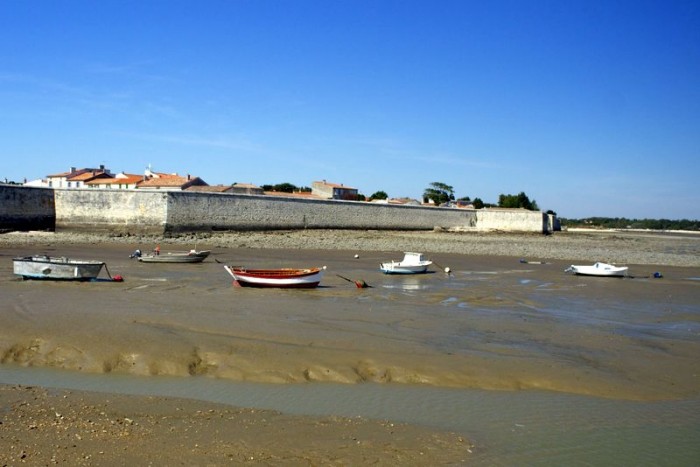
[311,180,359,200]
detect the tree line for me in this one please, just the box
[260,183,311,193]
[560,217,700,231]
[257,181,544,211]
[422,182,540,211]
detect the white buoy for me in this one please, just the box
[444,267,451,274]
[354,254,359,259]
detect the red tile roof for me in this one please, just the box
[86,174,143,185]
[264,191,323,199]
[67,171,111,181]
[185,185,232,192]
[48,167,109,178]
[138,175,207,188]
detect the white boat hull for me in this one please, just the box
[380,262,431,274]
[565,262,628,277]
[224,266,324,288]
[380,252,432,274]
[13,256,105,281]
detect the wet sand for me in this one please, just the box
[0,384,470,465]
[3,227,700,267]
[1,229,699,464]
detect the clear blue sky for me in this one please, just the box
[1,0,698,219]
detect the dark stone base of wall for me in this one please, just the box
[0,185,56,232]
[0,216,55,233]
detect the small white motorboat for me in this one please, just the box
[380,252,433,274]
[565,262,628,277]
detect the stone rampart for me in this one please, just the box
[475,208,549,233]
[0,184,55,231]
[54,189,167,235]
[164,192,478,232]
[1,186,553,234]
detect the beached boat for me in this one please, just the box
[565,262,628,277]
[380,252,433,274]
[137,250,210,263]
[13,255,106,281]
[224,265,325,288]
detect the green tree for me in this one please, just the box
[369,190,389,200]
[273,182,298,193]
[423,182,455,205]
[472,197,484,209]
[498,191,539,211]
[261,182,299,193]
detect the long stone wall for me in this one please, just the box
[164,192,479,232]
[0,186,553,234]
[0,184,55,231]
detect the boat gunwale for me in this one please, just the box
[229,267,323,279]
[12,255,105,266]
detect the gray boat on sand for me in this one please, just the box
[13,255,107,281]
[136,250,210,263]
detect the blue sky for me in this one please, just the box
[1,0,698,219]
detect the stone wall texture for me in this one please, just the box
[164,192,480,232]
[54,189,167,235]
[0,185,55,231]
[1,186,553,234]
[476,208,549,232]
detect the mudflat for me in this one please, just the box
[0,384,470,465]
[1,229,699,464]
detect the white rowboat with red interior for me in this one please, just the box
[224,265,325,288]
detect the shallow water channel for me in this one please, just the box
[1,365,699,466]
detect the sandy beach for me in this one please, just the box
[1,228,699,465]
